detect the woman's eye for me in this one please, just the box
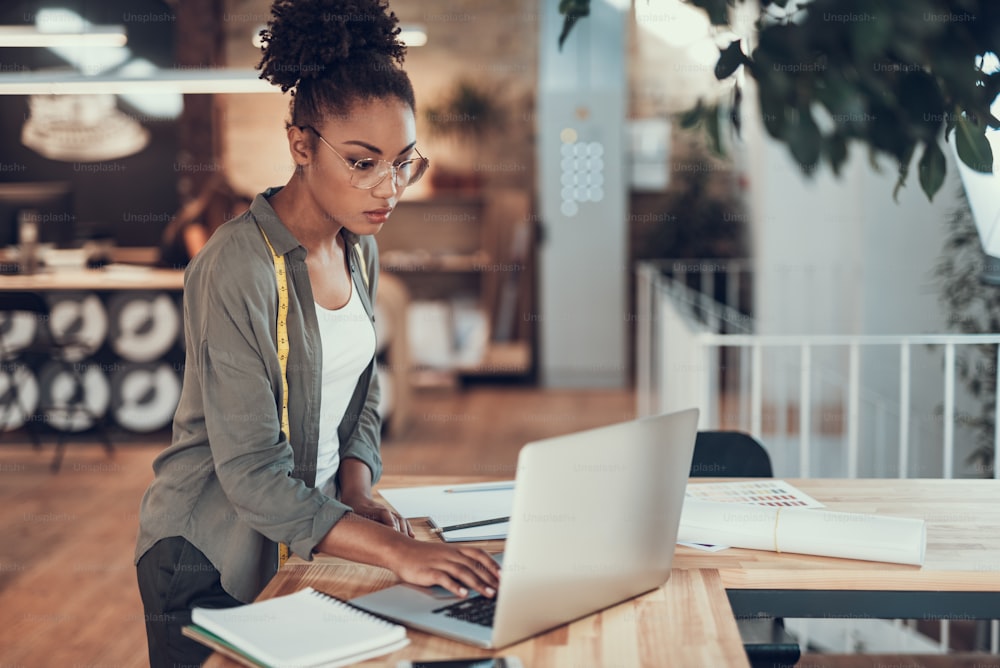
[352,159,376,171]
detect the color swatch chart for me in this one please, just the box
[685,480,825,508]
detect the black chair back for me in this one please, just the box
[691,430,773,478]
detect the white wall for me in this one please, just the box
[741,79,973,476]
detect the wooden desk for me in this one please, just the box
[204,477,1000,666]
[674,478,1000,619]
[0,266,184,291]
[204,475,751,668]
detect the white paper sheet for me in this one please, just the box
[379,481,515,541]
[685,479,825,508]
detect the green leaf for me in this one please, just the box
[893,167,907,202]
[679,101,705,129]
[714,40,747,80]
[893,144,916,203]
[730,84,743,137]
[824,133,849,177]
[955,114,994,173]
[919,140,948,202]
[705,105,725,157]
[918,141,947,202]
[557,0,590,50]
[758,84,785,139]
[786,108,821,171]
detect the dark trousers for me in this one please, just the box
[136,536,242,668]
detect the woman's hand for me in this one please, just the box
[341,492,414,537]
[317,511,500,599]
[387,540,501,599]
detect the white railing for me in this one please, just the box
[637,261,1000,480]
[636,260,1000,655]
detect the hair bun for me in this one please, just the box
[258,0,406,92]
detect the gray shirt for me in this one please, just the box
[134,188,383,603]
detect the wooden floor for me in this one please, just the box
[0,385,997,667]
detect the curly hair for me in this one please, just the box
[256,0,415,130]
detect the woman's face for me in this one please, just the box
[298,96,418,236]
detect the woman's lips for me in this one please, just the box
[364,208,392,223]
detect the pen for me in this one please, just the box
[444,483,515,493]
[430,516,511,534]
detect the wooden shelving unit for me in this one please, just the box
[377,189,535,382]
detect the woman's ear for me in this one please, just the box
[287,125,313,167]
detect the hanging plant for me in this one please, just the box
[559,0,1000,202]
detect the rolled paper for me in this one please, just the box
[677,499,926,566]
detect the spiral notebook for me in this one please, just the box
[183,586,409,668]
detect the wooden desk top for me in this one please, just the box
[203,476,1000,667]
[675,478,1000,592]
[0,266,184,291]
[205,558,749,668]
[203,474,754,668]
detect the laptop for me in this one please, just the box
[350,407,700,649]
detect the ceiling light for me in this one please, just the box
[22,93,150,161]
[0,25,127,48]
[399,25,427,47]
[0,68,276,95]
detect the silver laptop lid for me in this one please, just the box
[491,407,699,647]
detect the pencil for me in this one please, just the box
[430,516,511,534]
[443,484,515,493]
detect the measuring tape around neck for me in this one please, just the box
[257,225,292,568]
[255,227,370,569]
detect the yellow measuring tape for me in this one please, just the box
[258,225,292,568]
[256,227,369,569]
[352,240,369,291]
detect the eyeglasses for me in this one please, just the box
[302,126,430,190]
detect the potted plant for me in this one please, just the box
[423,79,507,192]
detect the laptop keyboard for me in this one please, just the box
[432,596,497,627]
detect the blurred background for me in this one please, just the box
[1,0,999,665]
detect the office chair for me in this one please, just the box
[691,430,774,478]
[691,430,800,668]
[0,291,114,472]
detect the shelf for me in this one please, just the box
[456,341,532,376]
[409,342,533,389]
[0,265,184,291]
[380,250,491,273]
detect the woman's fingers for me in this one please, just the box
[392,540,501,598]
[369,505,400,532]
[438,551,499,596]
[460,548,502,581]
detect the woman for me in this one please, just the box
[157,172,253,269]
[134,2,499,665]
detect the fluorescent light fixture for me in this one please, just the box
[116,59,183,118]
[0,69,277,95]
[399,24,427,47]
[1,9,126,48]
[0,25,127,48]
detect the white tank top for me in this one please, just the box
[313,280,376,496]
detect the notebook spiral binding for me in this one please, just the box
[307,588,398,627]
